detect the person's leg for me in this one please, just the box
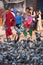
[34,21,37,30]
[28,26,33,39]
[6,27,13,42]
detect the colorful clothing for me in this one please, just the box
[5,11,16,27]
[24,16,32,29]
[5,11,16,37]
[15,15,22,25]
[23,16,33,36]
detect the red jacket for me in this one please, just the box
[5,11,16,37]
[24,17,32,29]
[5,11,16,27]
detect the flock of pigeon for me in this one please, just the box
[0,32,43,65]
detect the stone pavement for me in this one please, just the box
[0,26,43,42]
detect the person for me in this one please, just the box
[27,7,36,30]
[3,9,16,41]
[15,11,22,29]
[24,11,32,29]
[33,10,39,30]
[36,10,43,31]
[23,10,33,38]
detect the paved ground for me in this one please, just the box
[0,26,43,42]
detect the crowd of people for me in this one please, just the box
[0,6,43,41]
[0,5,43,65]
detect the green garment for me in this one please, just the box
[23,26,33,36]
[28,26,33,36]
[23,29,27,36]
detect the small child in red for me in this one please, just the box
[4,10,16,41]
[23,11,33,38]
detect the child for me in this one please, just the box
[4,10,16,42]
[14,11,23,41]
[15,11,22,29]
[23,11,33,39]
[37,11,42,31]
